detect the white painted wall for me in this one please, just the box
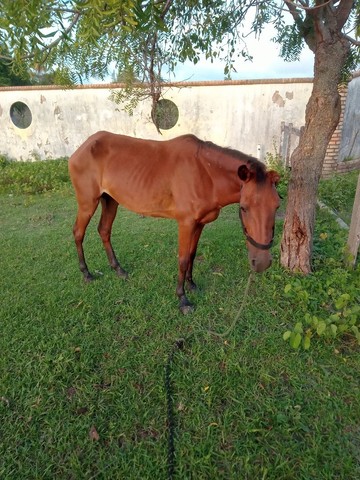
[339,74,360,162]
[1,79,314,162]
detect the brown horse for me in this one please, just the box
[69,132,280,313]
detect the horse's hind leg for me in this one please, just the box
[177,221,199,314]
[73,199,99,283]
[98,193,128,279]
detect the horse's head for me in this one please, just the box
[238,164,281,273]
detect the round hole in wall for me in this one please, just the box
[153,99,179,130]
[10,101,32,129]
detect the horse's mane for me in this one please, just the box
[201,140,267,182]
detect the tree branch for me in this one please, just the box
[336,0,355,30]
[286,0,334,11]
[1,11,81,64]
[344,34,360,46]
[160,0,172,19]
[38,11,81,54]
[284,0,303,23]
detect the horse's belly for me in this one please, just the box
[105,183,176,218]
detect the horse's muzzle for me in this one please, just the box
[249,251,272,273]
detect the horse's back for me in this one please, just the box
[69,131,199,167]
[68,132,207,217]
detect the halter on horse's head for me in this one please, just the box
[238,164,280,273]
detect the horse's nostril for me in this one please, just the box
[251,259,256,268]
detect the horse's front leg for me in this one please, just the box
[185,223,204,292]
[177,222,197,314]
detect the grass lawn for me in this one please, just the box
[0,163,359,479]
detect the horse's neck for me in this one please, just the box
[200,145,243,207]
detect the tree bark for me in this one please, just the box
[280,6,350,273]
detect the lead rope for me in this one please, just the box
[207,271,254,338]
[164,272,254,478]
[165,338,185,480]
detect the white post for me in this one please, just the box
[347,172,360,267]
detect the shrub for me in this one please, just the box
[317,170,359,224]
[282,191,359,350]
[0,157,70,194]
[0,154,12,168]
[282,268,360,349]
[264,150,290,200]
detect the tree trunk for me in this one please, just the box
[280,28,350,273]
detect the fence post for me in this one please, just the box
[347,172,360,267]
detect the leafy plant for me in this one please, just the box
[317,170,359,225]
[283,283,360,350]
[265,149,291,200]
[0,154,12,168]
[282,169,359,350]
[0,157,70,195]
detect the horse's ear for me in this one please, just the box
[267,170,281,186]
[238,165,251,182]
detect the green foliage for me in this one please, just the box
[341,44,360,83]
[0,153,12,167]
[282,273,360,350]
[1,0,359,134]
[0,157,70,194]
[0,58,32,86]
[318,170,359,225]
[1,0,359,90]
[264,149,290,200]
[275,23,304,62]
[282,171,360,350]
[109,83,149,116]
[0,45,58,86]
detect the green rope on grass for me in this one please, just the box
[164,272,255,478]
[207,271,255,338]
[164,338,185,480]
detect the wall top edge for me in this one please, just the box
[0,77,316,92]
[1,70,359,93]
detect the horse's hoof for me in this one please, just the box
[84,274,94,283]
[186,281,198,292]
[180,304,194,315]
[115,268,128,280]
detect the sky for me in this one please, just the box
[102,37,314,84]
[171,26,314,82]
[100,16,315,84]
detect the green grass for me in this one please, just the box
[0,161,359,479]
[318,170,359,225]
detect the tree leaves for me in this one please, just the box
[1,0,359,128]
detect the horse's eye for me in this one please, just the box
[240,206,247,213]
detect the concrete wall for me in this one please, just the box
[0,79,313,162]
[1,75,359,170]
[339,73,360,162]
